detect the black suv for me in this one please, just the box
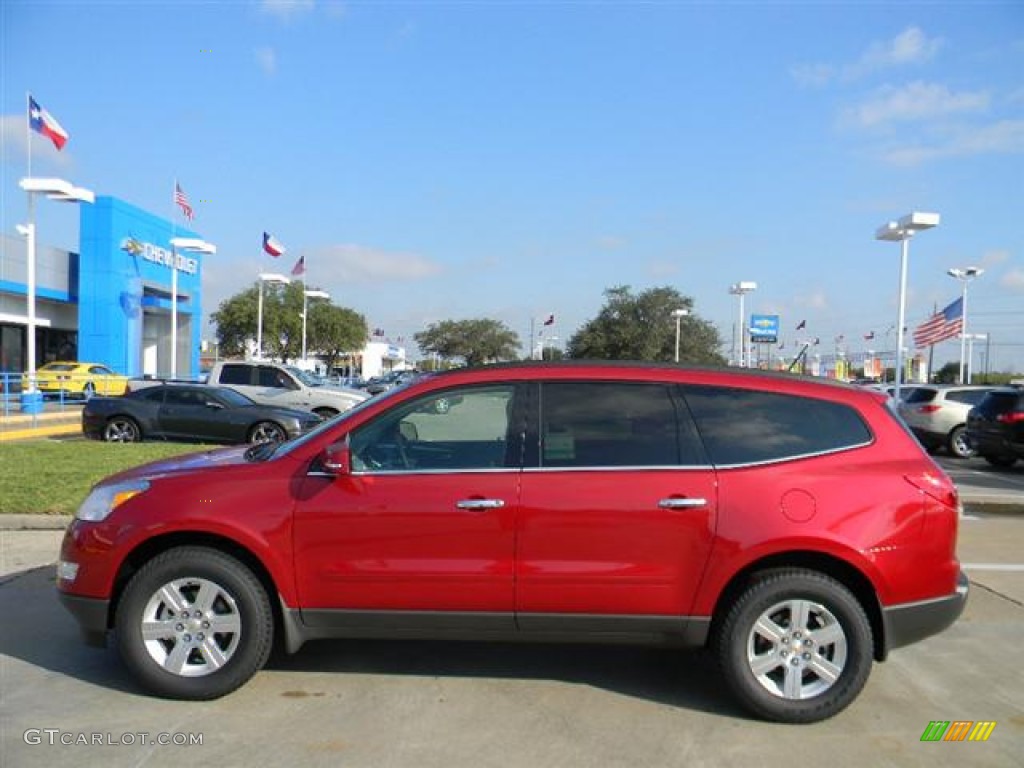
[966,388,1024,468]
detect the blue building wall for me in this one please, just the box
[78,196,204,377]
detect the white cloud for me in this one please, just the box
[844,27,943,81]
[882,119,1024,166]
[595,235,627,250]
[1001,269,1024,292]
[792,27,942,87]
[260,0,315,21]
[0,114,73,168]
[255,47,277,76]
[844,82,989,129]
[790,63,834,88]
[310,244,444,283]
[980,249,1010,268]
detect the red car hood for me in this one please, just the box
[103,445,254,484]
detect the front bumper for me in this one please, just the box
[882,570,969,655]
[58,591,110,648]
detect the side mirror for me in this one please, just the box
[321,443,351,476]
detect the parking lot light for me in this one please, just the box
[18,177,94,409]
[876,212,940,401]
[729,282,757,367]
[257,273,291,359]
[671,308,690,363]
[947,267,983,385]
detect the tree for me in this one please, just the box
[933,361,960,384]
[308,303,368,372]
[567,285,725,364]
[211,281,363,364]
[414,318,520,367]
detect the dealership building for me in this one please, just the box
[1,195,206,379]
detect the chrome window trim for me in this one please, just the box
[347,467,520,477]
[708,439,874,470]
[524,464,711,473]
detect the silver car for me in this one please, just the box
[898,384,997,458]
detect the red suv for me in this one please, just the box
[57,363,967,722]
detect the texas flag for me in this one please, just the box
[28,96,69,151]
[543,314,555,326]
[263,232,285,257]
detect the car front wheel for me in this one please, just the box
[715,569,873,723]
[115,547,273,700]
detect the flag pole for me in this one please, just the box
[26,92,32,179]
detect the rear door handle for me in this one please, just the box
[658,497,708,510]
[456,499,505,511]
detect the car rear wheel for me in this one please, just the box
[248,421,287,444]
[103,417,141,443]
[715,569,873,723]
[947,425,975,459]
[115,547,273,700]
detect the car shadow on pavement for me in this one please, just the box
[0,564,141,695]
[2,563,745,717]
[266,639,744,718]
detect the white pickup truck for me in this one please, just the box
[204,361,368,417]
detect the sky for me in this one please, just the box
[2,1,1023,371]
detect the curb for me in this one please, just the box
[0,515,72,530]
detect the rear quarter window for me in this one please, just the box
[682,385,872,466]
[219,365,253,386]
[904,388,937,404]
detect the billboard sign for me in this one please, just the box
[750,314,780,344]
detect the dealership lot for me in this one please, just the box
[1,512,1021,767]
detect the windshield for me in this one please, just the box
[269,387,409,460]
[287,367,321,387]
[216,388,256,407]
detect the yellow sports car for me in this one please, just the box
[23,361,128,398]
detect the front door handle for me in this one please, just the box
[658,497,708,510]
[456,499,505,511]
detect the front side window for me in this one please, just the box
[537,382,697,468]
[350,386,516,472]
[258,367,297,389]
[683,385,872,466]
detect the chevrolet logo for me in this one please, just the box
[121,237,144,256]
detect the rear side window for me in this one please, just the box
[219,365,252,386]
[904,388,937,404]
[537,382,702,467]
[946,389,991,406]
[682,386,872,466]
[974,391,1024,416]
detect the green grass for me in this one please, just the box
[0,441,216,515]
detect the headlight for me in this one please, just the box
[76,479,150,522]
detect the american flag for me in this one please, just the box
[291,255,306,276]
[913,298,963,348]
[175,183,194,221]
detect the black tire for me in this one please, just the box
[115,546,273,700]
[433,397,451,415]
[983,453,1018,468]
[247,421,287,444]
[312,407,339,419]
[947,425,975,459]
[714,569,873,723]
[103,417,141,443]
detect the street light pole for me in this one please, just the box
[876,212,940,401]
[302,289,330,363]
[671,308,690,363]
[18,178,94,408]
[729,282,757,367]
[169,237,216,379]
[256,273,290,359]
[947,267,984,385]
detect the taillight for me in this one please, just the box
[905,470,958,509]
[996,411,1024,424]
[917,405,941,414]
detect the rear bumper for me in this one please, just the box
[882,571,968,655]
